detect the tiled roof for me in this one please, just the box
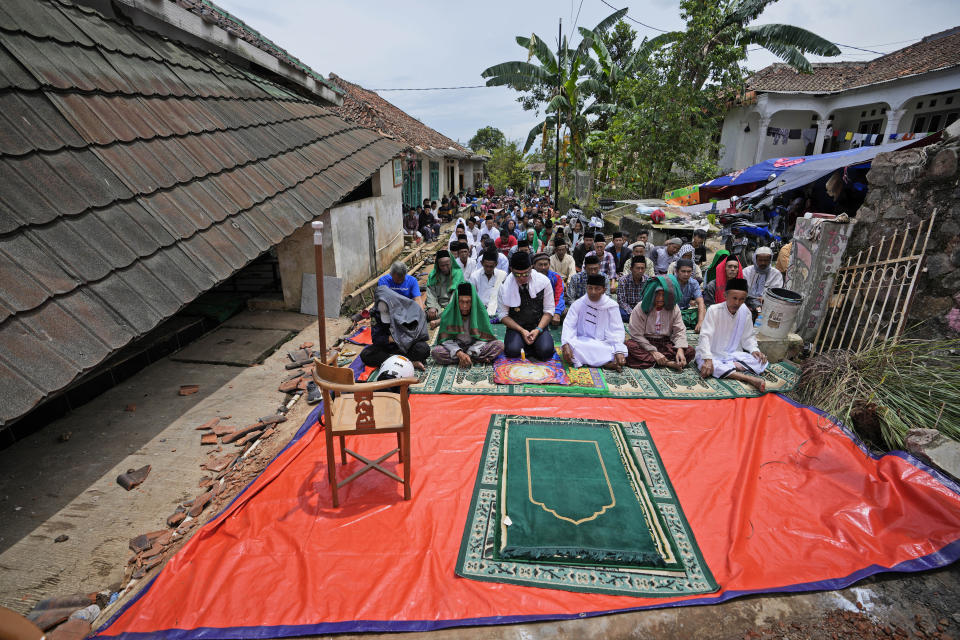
[160,0,341,95]
[0,0,403,426]
[748,26,960,94]
[327,73,470,157]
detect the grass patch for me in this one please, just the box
[792,338,960,450]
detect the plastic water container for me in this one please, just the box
[759,288,803,339]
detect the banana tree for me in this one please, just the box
[646,0,841,91]
[481,9,626,168]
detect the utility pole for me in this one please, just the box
[554,18,561,208]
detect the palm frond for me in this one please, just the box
[517,34,559,71]
[481,61,553,86]
[584,101,617,116]
[746,24,841,56]
[752,41,813,72]
[724,0,779,28]
[524,117,556,153]
[592,7,628,34]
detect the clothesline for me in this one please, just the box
[765,126,931,147]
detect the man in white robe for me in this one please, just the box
[742,246,784,315]
[561,274,627,370]
[696,277,769,392]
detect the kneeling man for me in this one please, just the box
[431,283,504,367]
[625,276,695,370]
[561,274,627,370]
[696,277,769,391]
[497,251,556,361]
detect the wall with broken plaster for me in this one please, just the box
[850,124,960,339]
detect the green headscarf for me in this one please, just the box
[436,283,495,342]
[704,249,730,284]
[640,275,682,313]
[427,252,464,289]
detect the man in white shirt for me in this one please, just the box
[561,274,627,370]
[696,277,769,392]
[483,215,500,242]
[454,241,476,281]
[497,251,556,361]
[469,248,507,320]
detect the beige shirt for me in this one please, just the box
[550,252,576,282]
[627,304,688,352]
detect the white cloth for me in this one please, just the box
[695,303,767,378]
[469,268,506,316]
[457,256,476,280]
[561,294,627,367]
[496,270,555,320]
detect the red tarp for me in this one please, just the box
[96,394,960,638]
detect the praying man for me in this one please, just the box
[497,251,556,361]
[424,249,463,329]
[696,277,769,391]
[625,276,695,370]
[561,274,627,371]
[743,246,784,315]
[430,283,505,367]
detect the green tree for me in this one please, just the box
[649,0,841,91]
[468,126,506,152]
[480,9,626,168]
[486,141,529,192]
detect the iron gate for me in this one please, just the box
[812,209,936,353]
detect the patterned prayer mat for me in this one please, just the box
[456,414,718,597]
[492,356,570,386]
[413,345,798,400]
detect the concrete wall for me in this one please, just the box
[275,162,403,309]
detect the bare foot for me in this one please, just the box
[663,361,683,371]
[412,361,425,371]
[602,361,622,372]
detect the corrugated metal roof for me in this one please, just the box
[0,0,403,426]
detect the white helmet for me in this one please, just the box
[379,355,415,380]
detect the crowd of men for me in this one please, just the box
[368,193,790,392]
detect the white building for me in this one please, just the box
[328,74,486,207]
[720,27,960,172]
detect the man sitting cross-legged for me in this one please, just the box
[430,282,504,367]
[696,277,769,391]
[561,274,627,371]
[497,251,556,361]
[625,276,695,370]
[424,249,463,329]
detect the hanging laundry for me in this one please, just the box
[771,127,790,145]
[831,129,840,138]
[788,129,801,139]
[801,128,818,145]
[844,131,853,141]
[889,133,899,140]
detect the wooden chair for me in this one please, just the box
[312,360,419,507]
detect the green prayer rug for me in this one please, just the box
[456,415,719,597]
[414,325,797,399]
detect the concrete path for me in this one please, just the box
[0,311,347,614]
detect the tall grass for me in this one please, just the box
[793,338,960,450]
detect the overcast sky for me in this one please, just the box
[217,0,958,147]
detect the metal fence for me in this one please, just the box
[812,209,936,353]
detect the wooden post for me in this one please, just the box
[312,219,327,359]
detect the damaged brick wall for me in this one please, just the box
[850,124,960,339]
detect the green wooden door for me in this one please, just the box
[429,161,439,200]
[402,160,421,208]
